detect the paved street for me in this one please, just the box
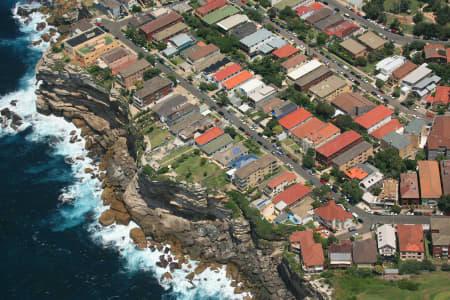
[102,14,446,238]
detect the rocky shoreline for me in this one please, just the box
[28,3,323,299]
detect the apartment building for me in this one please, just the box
[331,141,373,171]
[399,173,420,206]
[316,130,362,166]
[233,155,278,190]
[430,217,450,259]
[116,59,152,89]
[132,76,173,108]
[309,75,350,102]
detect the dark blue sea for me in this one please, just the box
[0,1,240,299]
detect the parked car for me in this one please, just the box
[348,226,357,232]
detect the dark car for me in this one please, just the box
[218,111,224,116]
[238,126,245,132]
[334,7,340,11]
[292,158,298,163]
[371,91,377,96]
[257,140,263,146]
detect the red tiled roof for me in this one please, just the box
[314,200,352,222]
[296,6,312,16]
[140,12,182,34]
[424,44,446,59]
[400,173,419,199]
[418,160,442,199]
[289,231,325,267]
[290,230,313,244]
[272,183,311,206]
[354,105,394,130]
[266,171,296,189]
[196,0,226,15]
[447,48,450,63]
[397,224,424,253]
[316,130,361,158]
[427,116,450,150]
[194,126,224,145]
[427,86,450,105]
[222,70,253,90]
[370,119,402,140]
[345,167,368,180]
[213,63,242,82]
[278,108,312,130]
[391,61,417,81]
[290,118,339,145]
[324,20,360,39]
[280,53,308,70]
[272,44,298,59]
[310,2,324,11]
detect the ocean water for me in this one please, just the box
[0,1,248,299]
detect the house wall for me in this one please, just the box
[367,116,392,133]
[333,146,373,171]
[432,244,449,258]
[133,84,173,108]
[400,251,424,261]
[73,36,121,65]
[140,18,183,40]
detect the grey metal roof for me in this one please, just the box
[356,162,379,175]
[295,65,331,88]
[330,252,352,262]
[267,36,287,49]
[274,212,289,224]
[118,59,151,78]
[414,75,441,90]
[153,94,188,117]
[332,141,372,166]
[405,119,424,136]
[162,46,178,57]
[201,134,233,155]
[230,22,257,40]
[135,76,172,99]
[170,33,193,48]
[258,43,273,54]
[315,14,343,31]
[382,131,411,151]
[240,28,272,48]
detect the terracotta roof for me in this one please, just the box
[418,161,442,199]
[278,108,312,130]
[440,160,450,196]
[310,2,324,11]
[424,44,446,60]
[447,48,450,63]
[194,126,224,145]
[272,183,311,206]
[427,86,450,105]
[296,6,312,16]
[370,119,402,140]
[259,97,284,114]
[329,240,352,253]
[391,61,417,81]
[266,171,296,189]
[316,130,361,158]
[400,173,419,199]
[222,70,253,90]
[196,0,226,15]
[291,118,340,145]
[353,239,378,264]
[314,200,352,222]
[289,230,324,267]
[397,225,424,253]
[140,12,182,34]
[354,105,394,130]
[213,63,242,82]
[427,116,450,150]
[345,167,368,180]
[324,20,360,39]
[281,53,308,70]
[184,43,219,62]
[272,44,298,59]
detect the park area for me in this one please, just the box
[332,270,450,300]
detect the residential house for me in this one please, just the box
[195,0,227,17]
[370,119,403,141]
[152,94,187,123]
[331,92,375,117]
[195,126,224,147]
[375,56,406,82]
[98,47,137,74]
[397,224,424,261]
[120,0,138,11]
[247,85,277,104]
[331,141,373,171]
[424,44,449,64]
[309,75,350,102]
[257,97,284,114]
[116,59,152,89]
[427,116,450,160]
[212,143,248,168]
[430,217,450,259]
[272,44,298,59]
[289,231,325,273]
[132,76,173,109]
[212,63,242,84]
[426,86,450,107]
[324,20,360,39]
[238,78,265,97]
[305,7,333,26]
[281,53,309,73]
[201,134,233,155]
[377,224,397,258]
[239,28,273,54]
[233,155,278,190]
[169,112,212,141]
[139,12,183,41]
[97,0,121,19]
[418,160,442,205]
[278,108,313,131]
[440,160,450,195]
[230,22,257,41]
[354,105,394,133]
[316,130,363,167]
[182,42,220,65]
[64,27,121,65]
[272,101,298,120]
[221,70,253,90]
[381,131,414,158]
[201,5,240,26]
[264,171,297,197]
[294,66,332,92]
[128,14,153,30]
[340,38,367,59]
[401,63,432,95]
[400,173,420,206]
[411,75,441,99]
[272,183,311,213]
[290,117,340,152]
[353,239,378,268]
[216,14,249,32]
[404,119,425,149]
[357,31,386,51]
[390,61,418,84]
[152,23,189,44]
[70,19,93,36]
[314,200,353,231]
[172,2,193,14]
[329,240,352,268]
[287,59,322,81]
[315,14,344,31]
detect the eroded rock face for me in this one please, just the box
[130,228,147,250]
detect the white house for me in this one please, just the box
[377,224,397,257]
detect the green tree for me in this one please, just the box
[224,126,237,139]
[413,12,424,24]
[156,42,167,51]
[138,52,144,59]
[315,101,336,120]
[333,114,358,132]
[438,194,450,214]
[390,18,401,30]
[143,68,161,80]
[390,205,401,214]
[375,79,385,89]
[131,5,142,13]
[341,180,364,204]
[245,9,263,22]
[320,173,330,182]
[316,32,328,46]
[279,6,296,20]
[167,75,177,86]
[392,87,401,98]
[356,56,367,67]
[145,55,155,65]
[268,7,277,19]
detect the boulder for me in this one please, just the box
[36,22,46,31]
[169,262,181,272]
[101,187,116,205]
[84,168,94,174]
[161,272,172,281]
[129,227,147,250]
[194,263,208,275]
[72,118,86,128]
[99,209,115,226]
[41,34,51,42]
[110,199,127,213]
[185,272,195,281]
[32,40,42,46]
[114,211,131,225]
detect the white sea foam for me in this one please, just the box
[0,2,251,299]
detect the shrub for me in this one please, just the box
[156,166,169,174]
[441,263,450,271]
[142,165,153,177]
[397,279,419,291]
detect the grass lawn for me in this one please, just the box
[159,146,193,166]
[361,61,377,74]
[170,56,184,65]
[148,127,171,149]
[333,271,450,300]
[173,155,227,189]
[384,0,421,14]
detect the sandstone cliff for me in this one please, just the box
[35,50,320,299]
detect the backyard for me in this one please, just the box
[148,127,172,149]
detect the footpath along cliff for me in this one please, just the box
[35,47,323,300]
